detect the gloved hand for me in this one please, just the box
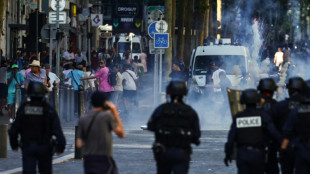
[224,154,232,167]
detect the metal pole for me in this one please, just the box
[56,0,60,76]
[153,51,158,106]
[159,49,162,94]
[78,86,85,118]
[74,125,82,159]
[49,27,53,68]
[36,9,39,58]
[0,124,8,158]
[87,17,91,66]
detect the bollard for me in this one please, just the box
[53,82,59,116]
[65,85,71,122]
[0,124,8,158]
[70,86,75,121]
[14,86,21,118]
[74,125,82,159]
[59,85,64,120]
[78,85,85,118]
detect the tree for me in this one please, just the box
[177,0,186,61]
[164,0,173,77]
[183,0,194,67]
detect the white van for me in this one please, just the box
[188,40,250,93]
[112,35,142,59]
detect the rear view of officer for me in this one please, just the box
[269,77,305,174]
[9,81,66,174]
[224,89,282,174]
[147,81,201,174]
[282,80,310,174]
[257,78,279,174]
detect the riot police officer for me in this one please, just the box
[269,77,305,174]
[147,81,201,174]
[224,89,282,174]
[9,81,66,174]
[257,78,279,174]
[281,80,310,174]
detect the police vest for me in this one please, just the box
[155,103,194,149]
[296,103,310,141]
[20,102,52,145]
[236,110,264,147]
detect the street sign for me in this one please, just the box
[154,33,169,48]
[49,12,67,24]
[150,10,162,21]
[155,20,168,33]
[91,14,103,27]
[100,32,112,38]
[98,24,112,31]
[148,22,158,39]
[50,0,66,11]
[41,24,56,43]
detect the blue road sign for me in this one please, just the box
[154,33,169,48]
[148,22,158,39]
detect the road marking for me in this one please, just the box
[114,144,152,149]
[0,153,74,174]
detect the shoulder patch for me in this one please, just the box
[236,116,262,128]
[25,106,44,115]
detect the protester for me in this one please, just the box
[7,64,24,122]
[274,47,284,71]
[122,64,138,113]
[139,50,147,72]
[75,49,87,66]
[76,91,125,174]
[24,60,48,91]
[66,63,85,116]
[81,59,114,100]
[111,64,123,109]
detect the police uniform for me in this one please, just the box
[283,99,310,174]
[268,77,305,174]
[9,82,66,174]
[257,78,279,174]
[282,81,310,174]
[224,89,282,174]
[147,81,201,174]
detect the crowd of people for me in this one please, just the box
[0,46,148,122]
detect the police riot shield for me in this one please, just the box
[14,86,21,118]
[227,89,245,117]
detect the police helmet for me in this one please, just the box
[240,89,260,104]
[27,81,47,98]
[287,77,305,91]
[166,81,188,96]
[257,78,277,92]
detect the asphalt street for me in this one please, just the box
[0,112,237,174]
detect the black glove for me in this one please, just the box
[224,154,232,167]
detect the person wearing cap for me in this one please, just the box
[7,64,24,122]
[24,60,48,92]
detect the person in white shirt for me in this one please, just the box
[60,63,73,86]
[45,64,60,107]
[75,49,87,65]
[121,64,138,114]
[274,47,284,71]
